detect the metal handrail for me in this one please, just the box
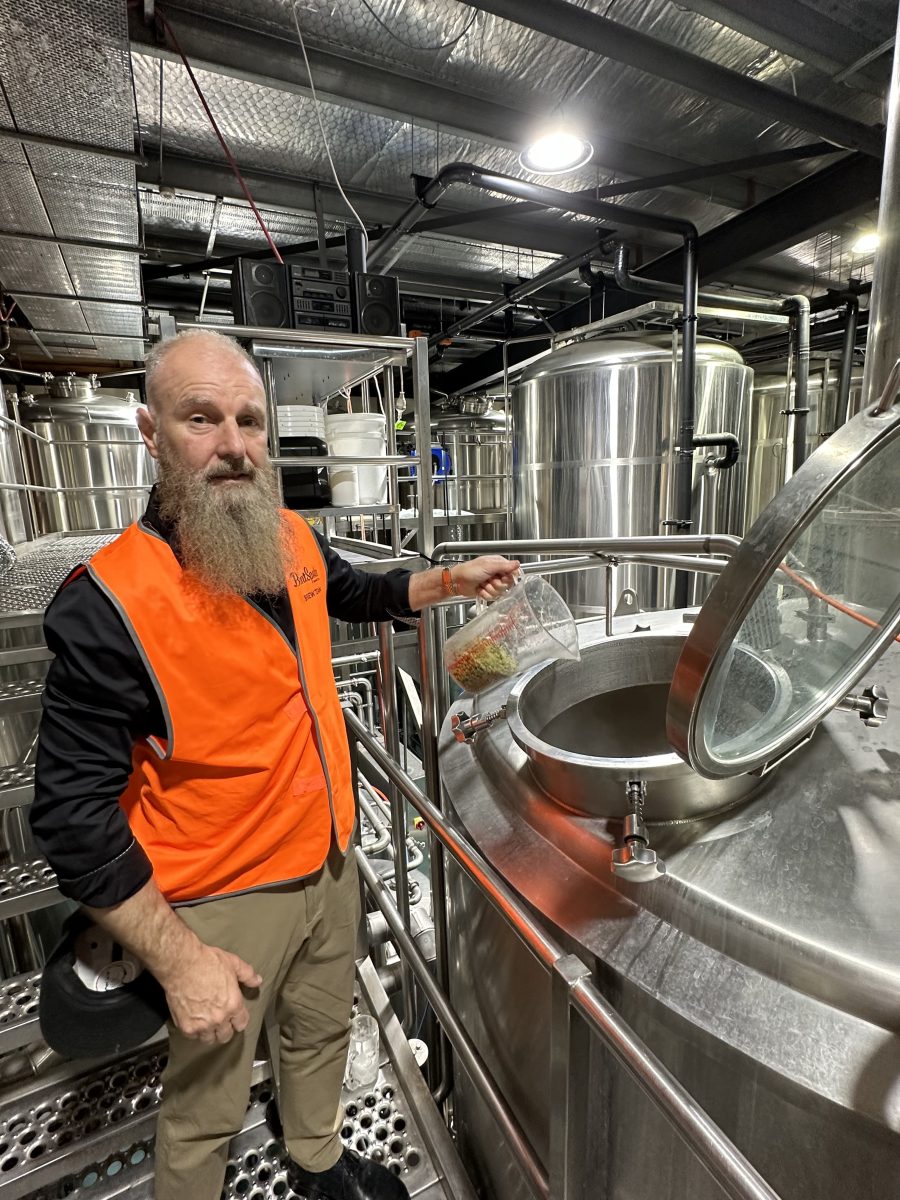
[345,709,782,1200]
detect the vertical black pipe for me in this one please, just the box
[790,295,811,472]
[836,297,860,426]
[346,226,367,275]
[674,233,699,608]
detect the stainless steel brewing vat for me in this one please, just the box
[0,388,31,546]
[512,334,753,613]
[18,385,154,535]
[747,365,864,523]
[439,611,900,1200]
[505,630,792,820]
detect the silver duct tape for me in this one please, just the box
[61,249,142,303]
[0,0,133,151]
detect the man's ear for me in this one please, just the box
[136,406,159,461]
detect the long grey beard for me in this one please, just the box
[155,443,289,596]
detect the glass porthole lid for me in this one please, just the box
[667,372,900,778]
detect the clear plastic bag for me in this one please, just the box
[443,575,580,694]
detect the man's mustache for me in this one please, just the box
[204,460,257,481]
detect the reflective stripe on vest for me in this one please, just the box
[88,512,355,903]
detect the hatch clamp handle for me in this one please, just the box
[837,684,890,728]
[611,781,667,883]
[451,705,507,744]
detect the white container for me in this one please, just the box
[279,404,325,438]
[325,413,387,506]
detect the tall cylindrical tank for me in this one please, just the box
[432,397,508,535]
[512,334,753,613]
[747,363,864,524]
[18,377,154,535]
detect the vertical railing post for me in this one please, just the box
[376,621,416,1033]
[549,955,594,1200]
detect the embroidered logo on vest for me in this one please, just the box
[290,565,322,601]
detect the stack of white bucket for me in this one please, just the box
[325,413,388,506]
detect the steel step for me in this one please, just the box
[0,861,60,921]
[0,682,43,718]
[0,971,41,1055]
[0,766,35,813]
[10,979,464,1200]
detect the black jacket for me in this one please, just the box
[31,491,413,908]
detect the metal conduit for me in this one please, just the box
[430,238,606,347]
[345,711,781,1200]
[432,534,742,560]
[837,296,861,424]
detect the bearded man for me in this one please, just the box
[31,329,519,1200]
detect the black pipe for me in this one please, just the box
[692,433,740,471]
[836,297,861,424]
[346,227,367,275]
[367,160,696,274]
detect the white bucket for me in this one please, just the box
[325,413,387,506]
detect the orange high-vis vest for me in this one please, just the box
[87,512,356,904]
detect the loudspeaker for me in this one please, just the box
[352,272,401,338]
[233,258,290,328]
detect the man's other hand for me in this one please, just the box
[452,555,521,601]
[163,943,262,1044]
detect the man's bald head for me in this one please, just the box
[144,329,262,414]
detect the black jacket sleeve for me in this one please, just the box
[315,532,416,624]
[31,571,157,908]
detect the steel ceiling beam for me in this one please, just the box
[679,1,890,88]
[638,151,883,285]
[455,0,884,156]
[127,5,766,210]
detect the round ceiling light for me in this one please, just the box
[519,131,594,175]
[851,231,880,255]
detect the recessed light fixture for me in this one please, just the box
[519,130,593,175]
[851,231,880,255]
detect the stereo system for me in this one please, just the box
[233,258,400,337]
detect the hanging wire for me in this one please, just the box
[358,0,477,53]
[290,2,369,258]
[155,7,284,263]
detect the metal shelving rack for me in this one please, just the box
[179,322,435,571]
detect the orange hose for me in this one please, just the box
[777,562,900,643]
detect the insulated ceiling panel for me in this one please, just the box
[0,164,53,235]
[0,238,72,294]
[12,296,89,333]
[61,248,142,302]
[37,179,139,246]
[80,302,145,339]
[0,0,133,152]
[183,0,883,173]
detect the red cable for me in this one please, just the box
[778,561,900,644]
[156,10,284,265]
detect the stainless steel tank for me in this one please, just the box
[432,397,508,518]
[512,334,753,613]
[747,363,864,523]
[18,377,154,535]
[438,398,900,1200]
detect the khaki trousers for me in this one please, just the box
[153,845,360,1200]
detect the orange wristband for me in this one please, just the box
[441,566,458,597]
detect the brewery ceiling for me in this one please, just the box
[0,0,894,374]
